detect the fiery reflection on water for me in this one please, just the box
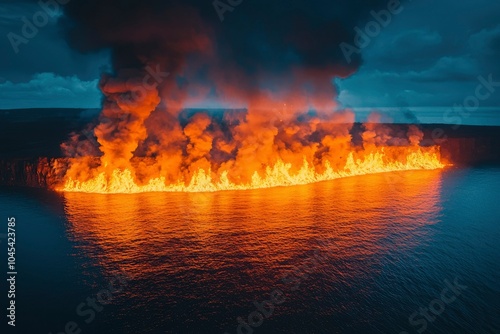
[63,170,443,332]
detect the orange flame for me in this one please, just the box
[60,147,445,194]
[58,73,447,194]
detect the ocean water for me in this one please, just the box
[1,167,499,334]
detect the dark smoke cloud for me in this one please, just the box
[56,0,394,106]
[48,0,445,190]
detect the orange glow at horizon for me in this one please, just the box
[59,147,446,194]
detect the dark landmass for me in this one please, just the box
[0,108,100,159]
[0,108,499,188]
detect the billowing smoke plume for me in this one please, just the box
[54,0,443,193]
[61,0,395,105]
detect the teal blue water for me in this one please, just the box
[1,167,499,333]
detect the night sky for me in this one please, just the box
[0,0,499,113]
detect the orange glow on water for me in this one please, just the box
[63,170,444,282]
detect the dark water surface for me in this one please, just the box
[1,167,499,334]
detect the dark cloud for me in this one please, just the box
[338,0,500,109]
[61,0,393,68]
[408,56,479,83]
[57,0,393,105]
[370,29,443,66]
[2,0,499,116]
[469,25,500,74]
[0,1,110,82]
[0,73,100,108]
